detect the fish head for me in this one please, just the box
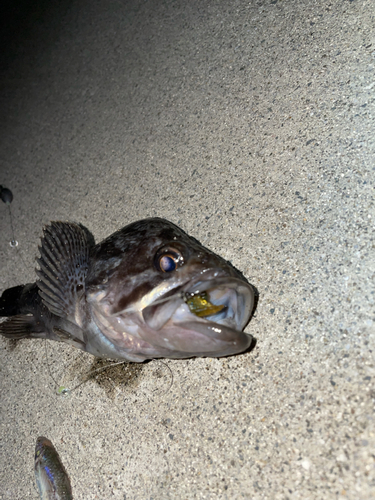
[86,218,254,361]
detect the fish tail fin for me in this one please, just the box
[0,314,46,339]
[0,284,49,340]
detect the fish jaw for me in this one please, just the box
[87,272,254,360]
[138,275,254,356]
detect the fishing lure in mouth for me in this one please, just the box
[184,291,226,317]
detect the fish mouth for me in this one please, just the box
[140,273,255,357]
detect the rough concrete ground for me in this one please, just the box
[0,0,374,498]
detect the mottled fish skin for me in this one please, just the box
[35,437,73,500]
[0,218,255,361]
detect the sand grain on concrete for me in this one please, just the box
[0,0,374,498]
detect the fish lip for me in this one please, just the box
[181,268,235,292]
[184,274,250,295]
[173,320,253,355]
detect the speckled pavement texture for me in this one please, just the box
[0,0,374,498]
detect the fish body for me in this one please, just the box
[35,437,73,500]
[0,218,254,361]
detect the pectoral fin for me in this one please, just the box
[52,326,87,349]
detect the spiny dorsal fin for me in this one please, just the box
[36,222,92,320]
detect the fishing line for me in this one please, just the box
[61,360,130,395]
[1,185,17,246]
[2,187,176,397]
[0,185,30,272]
[56,359,174,397]
[154,359,174,395]
[44,339,63,392]
[0,185,69,394]
[52,357,133,396]
[7,202,18,248]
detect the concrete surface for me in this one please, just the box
[0,0,374,498]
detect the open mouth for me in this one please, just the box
[182,276,254,330]
[141,275,255,356]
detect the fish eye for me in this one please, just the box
[155,248,184,273]
[159,254,177,272]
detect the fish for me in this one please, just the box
[34,436,73,500]
[0,218,254,361]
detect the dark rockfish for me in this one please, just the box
[0,218,254,361]
[35,436,73,500]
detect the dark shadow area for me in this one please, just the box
[0,0,72,71]
[249,283,259,319]
[0,0,46,66]
[241,334,257,356]
[72,357,146,399]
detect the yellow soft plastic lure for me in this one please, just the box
[185,292,225,317]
